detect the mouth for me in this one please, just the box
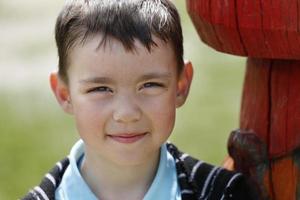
[107,132,148,144]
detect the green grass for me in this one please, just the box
[0,91,78,199]
[0,0,246,199]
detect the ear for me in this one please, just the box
[50,72,73,114]
[176,60,194,108]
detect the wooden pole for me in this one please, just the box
[186,0,300,199]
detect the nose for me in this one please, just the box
[112,95,142,123]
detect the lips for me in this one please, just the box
[107,132,148,144]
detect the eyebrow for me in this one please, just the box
[137,72,172,82]
[79,72,172,84]
[79,77,114,84]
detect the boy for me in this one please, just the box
[23,0,257,199]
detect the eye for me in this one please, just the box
[87,86,113,93]
[142,82,164,89]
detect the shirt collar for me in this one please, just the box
[56,140,180,200]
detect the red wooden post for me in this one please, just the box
[186,0,300,199]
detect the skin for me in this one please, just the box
[50,35,193,200]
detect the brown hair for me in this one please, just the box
[55,0,183,83]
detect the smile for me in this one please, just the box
[107,132,148,144]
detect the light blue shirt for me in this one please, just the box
[55,140,181,200]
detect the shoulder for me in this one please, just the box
[21,157,70,200]
[166,143,258,200]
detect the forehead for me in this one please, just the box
[69,34,176,60]
[67,35,178,78]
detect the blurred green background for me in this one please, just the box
[0,0,245,199]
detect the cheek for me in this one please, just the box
[144,93,177,134]
[158,105,176,133]
[71,98,109,138]
[157,111,176,139]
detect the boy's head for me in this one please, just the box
[55,0,184,83]
[50,0,193,166]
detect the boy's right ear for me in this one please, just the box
[50,72,73,114]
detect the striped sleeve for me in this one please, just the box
[220,173,260,200]
[166,142,259,200]
[195,166,259,200]
[21,158,69,200]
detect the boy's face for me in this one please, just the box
[51,35,193,166]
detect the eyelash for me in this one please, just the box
[87,86,113,93]
[142,82,165,89]
[87,82,165,93]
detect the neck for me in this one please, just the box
[80,148,160,200]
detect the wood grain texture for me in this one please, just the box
[187,0,222,51]
[186,0,300,59]
[233,59,300,199]
[235,0,268,57]
[271,157,297,200]
[186,1,300,199]
[240,58,270,145]
[269,61,290,157]
[285,61,300,154]
[240,59,300,157]
[269,61,300,157]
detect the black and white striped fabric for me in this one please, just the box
[22,143,257,200]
